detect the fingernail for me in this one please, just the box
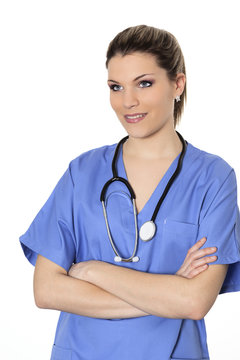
[211,247,217,251]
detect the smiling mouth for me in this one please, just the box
[125,113,147,119]
[124,113,147,123]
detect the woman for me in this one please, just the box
[19,25,240,359]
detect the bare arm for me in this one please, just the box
[34,237,218,319]
[79,260,228,320]
[34,254,148,319]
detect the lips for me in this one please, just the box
[124,113,147,123]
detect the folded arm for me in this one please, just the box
[34,237,220,319]
[34,254,149,319]
[79,260,228,320]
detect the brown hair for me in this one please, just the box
[106,25,187,128]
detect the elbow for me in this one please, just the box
[33,275,54,309]
[34,272,65,309]
[33,254,67,310]
[189,298,212,321]
[34,287,50,309]
[189,308,206,321]
[34,297,45,309]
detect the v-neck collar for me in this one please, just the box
[117,140,189,221]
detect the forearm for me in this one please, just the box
[36,272,150,319]
[85,262,195,319]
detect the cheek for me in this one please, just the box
[110,94,121,112]
[143,92,165,111]
[149,90,173,111]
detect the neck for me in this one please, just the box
[123,126,183,160]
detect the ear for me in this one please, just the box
[174,73,186,97]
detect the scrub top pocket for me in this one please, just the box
[50,344,72,360]
[161,218,199,274]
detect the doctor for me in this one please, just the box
[20,25,240,360]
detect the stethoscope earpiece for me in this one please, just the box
[114,255,140,263]
[114,256,122,262]
[101,131,187,263]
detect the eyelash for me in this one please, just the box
[109,80,153,92]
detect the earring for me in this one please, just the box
[175,95,181,102]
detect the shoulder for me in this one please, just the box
[186,141,234,186]
[67,142,117,184]
[185,142,238,221]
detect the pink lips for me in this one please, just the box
[124,113,147,123]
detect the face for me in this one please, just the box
[107,52,184,139]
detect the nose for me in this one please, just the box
[122,89,139,109]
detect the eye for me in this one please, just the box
[109,84,123,92]
[139,80,153,88]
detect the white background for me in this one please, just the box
[1,0,240,359]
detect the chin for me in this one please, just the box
[123,128,155,140]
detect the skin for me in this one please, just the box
[35,238,218,319]
[106,52,186,214]
[34,52,227,320]
[107,51,185,159]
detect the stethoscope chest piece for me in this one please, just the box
[139,220,156,241]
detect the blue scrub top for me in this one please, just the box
[19,139,240,360]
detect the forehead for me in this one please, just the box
[107,52,164,80]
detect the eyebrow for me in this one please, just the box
[107,73,155,84]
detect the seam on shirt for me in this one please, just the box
[63,161,77,248]
[68,160,75,188]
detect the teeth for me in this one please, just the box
[126,114,145,119]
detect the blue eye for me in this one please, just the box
[139,80,152,88]
[109,84,123,92]
[109,80,153,91]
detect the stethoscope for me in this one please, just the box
[100,131,188,263]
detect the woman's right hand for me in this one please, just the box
[175,237,218,279]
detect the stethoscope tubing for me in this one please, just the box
[101,197,139,262]
[100,131,187,262]
[151,131,187,222]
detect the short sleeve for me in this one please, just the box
[19,162,76,272]
[197,168,240,294]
